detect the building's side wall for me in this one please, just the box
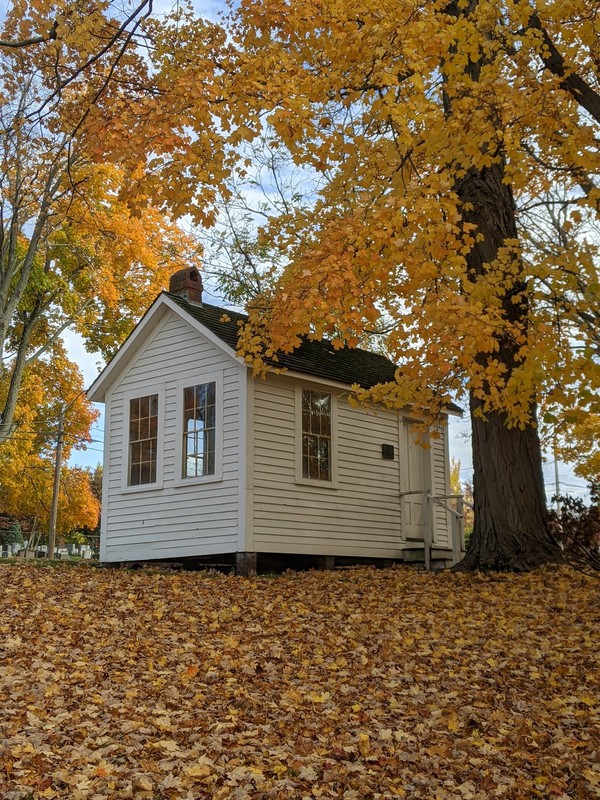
[431,425,452,548]
[250,375,404,557]
[102,310,243,561]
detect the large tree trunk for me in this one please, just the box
[439,0,561,571]
[452,163,560,571]
[458,397,559,571]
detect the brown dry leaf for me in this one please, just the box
[0,563,597,799]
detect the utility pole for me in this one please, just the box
[47,413,64,559]
[47,389,86,559]
[553,436,560,515]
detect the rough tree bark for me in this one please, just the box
[462,399,559,571]
[453,162,560,570]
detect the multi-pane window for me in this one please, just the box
[183,382,216,478]
[302,389,332,481]
[128,394,158,486]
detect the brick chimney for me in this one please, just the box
[169,267,203,305]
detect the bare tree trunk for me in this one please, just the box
[0,301,40,441]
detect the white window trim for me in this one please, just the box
[174,370,224,487]
[120,385,165,494]
[295,383,339,489]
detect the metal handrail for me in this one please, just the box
[399,489,466,569]
[427,493,465,567]
[428,493,474,511]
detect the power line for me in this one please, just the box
[73,446,104,453]
[4,433,103,445]
[545,479,588,487]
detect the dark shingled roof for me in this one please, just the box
[166,292,398,389]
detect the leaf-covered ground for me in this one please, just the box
[0,564,598,800]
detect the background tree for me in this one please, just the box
[556,414,600,485]
[449,458,461,498]
[0,519,24,549]
[518,187,600,485]
[198,136,317,307]
[449,457,475,545]
[0,1,203,442]
[88,464,102,506]
[0,349,100,535]
[68,464,103,554]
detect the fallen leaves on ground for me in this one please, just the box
[0,563,598,799]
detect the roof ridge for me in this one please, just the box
[165,291,397,364]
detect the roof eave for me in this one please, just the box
[87,293,245,403]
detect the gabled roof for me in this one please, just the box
[167,292,399,390]
[88,290,461,413]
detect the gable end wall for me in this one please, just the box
[102,311,244,561]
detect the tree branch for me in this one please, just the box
[20,0,154,127]
[0,21,58,49]
[528,12,600,125]
[24,299,95,366]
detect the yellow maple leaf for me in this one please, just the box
[447,713,460,732]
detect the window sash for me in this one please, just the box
[301,389,332,481]
[128,394,159,486]
[182,382,216,478]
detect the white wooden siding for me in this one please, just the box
[251,375,403,557]
[431,426,451,547]
[103,310,243,561]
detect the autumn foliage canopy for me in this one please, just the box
[131,0,598,567]
[87,0,599,431]
[2,0,599,563]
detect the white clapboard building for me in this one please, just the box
[88,268,461,573]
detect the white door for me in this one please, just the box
[400,421,426,540]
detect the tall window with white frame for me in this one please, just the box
[183,382,216,478]
[302,389,332,481]
[128,394,158,486]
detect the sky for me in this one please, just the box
[3,0,591,506]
